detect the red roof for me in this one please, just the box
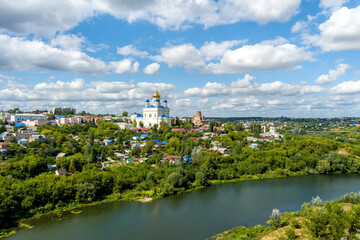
[172,128,186,132]
[187,129,200,132]
[165,155,179,160]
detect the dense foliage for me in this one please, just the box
[2,121,360,232]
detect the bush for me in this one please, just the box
[166,172,184,188]
[311,196,323,206]
[268,208,282,228]
[285,227,296,239]
[339,192,360,204]
[195,171,208,186]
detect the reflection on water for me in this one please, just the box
[9,174,360,240]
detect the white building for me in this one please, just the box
[10,114,47,124]
[131,90,171,128]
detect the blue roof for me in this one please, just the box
[155,99,159,102]
[140,134,148,138]
[163,99,167,102]
[145,99,149,102]
[151,139,160,142]
[104,139,113,142]
[162,115,169,118]
[55,115,65,118]
[162,141,168,144]
[136,115,143,118]
[15,123,26,127]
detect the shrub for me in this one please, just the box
[285,227,296,240]
[269,208,282,228]
[311,196,323,206]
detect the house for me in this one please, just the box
[140,134,148,139]
[56,152,66,159]
[172,128,186,132]
[103,139,114,146]
[0,132,14,142]
[182,155,192,163]
[125,158,135,163]
[187,129,200,133]
[132,136,140,141]
[115,152,125,160]
[165,155,179,164]
[55,168,68,175]
[114,122,133,130]
[47,164,57,170]
[0,142,9,150]
[139,157,149,163]
[29,134,46,143]
[214,126,225,132]
[249,143,258,148]
[17,138,28,145]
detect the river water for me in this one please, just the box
[9,174,360,240]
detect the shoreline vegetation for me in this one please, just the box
[210,192,360,240]
[1,171,308,239]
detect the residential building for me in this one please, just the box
[10,114,47,124]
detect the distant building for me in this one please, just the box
[192,111,208,125]
[131,90,171,128]
[10,114,47,124]
[29,134,46,143]
[114,122,133,130]
[52,107,76,115]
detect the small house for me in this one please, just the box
[55,168,68,176]
[28,134,46,143]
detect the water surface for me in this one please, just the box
[9,174,360,240]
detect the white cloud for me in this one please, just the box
[331,80,360,95]
[315,63,350,85]
[185,74,324,97]
[0,34,108,74]
[319,0,348,11]
[204,41,313,74]
[306,6,360,51]
[154,44,204,70]
[0,0,301,37]
[34,78,86,91]
[291,21,306,33]
[50,34,85,51]
[143,63,160,74]
[154,38,312,73]
[117,44,148,57]
[109,59,139,74]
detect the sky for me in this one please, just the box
[0,0,360,117]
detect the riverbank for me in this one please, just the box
[1,169,311,239]
[210,192,360,239]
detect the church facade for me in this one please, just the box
[130,90,171,128]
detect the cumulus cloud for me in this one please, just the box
[1,78,176,107]
[0,34,108,74]
[305,6,360,51]
[185,74,324,97]
[50,34,85,51]
[154,39,312,73]
[315,63,350,85]
[109,59,139,74]
[143,63,160,74]
[0,0,301,36]
[117,44,148,57]
[204,40,313,74]
[331,80,360,95]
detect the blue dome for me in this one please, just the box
[145,99,149,102]
[163,100,167,102]
[155,99,159,102]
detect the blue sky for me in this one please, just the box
[1,0,360,117]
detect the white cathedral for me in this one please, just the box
[130,90,171,128]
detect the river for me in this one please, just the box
[9,174,360,240]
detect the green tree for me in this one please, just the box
[122,111,128,117]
